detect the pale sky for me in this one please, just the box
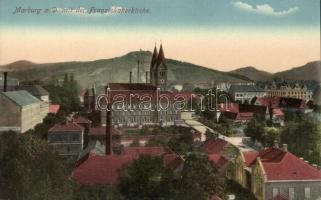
[0,0,320,73]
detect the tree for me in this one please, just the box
[178,152,222,200]
[262,127,280,147]
[118,155,164,200]
[168,132,194,155]
[0,131,73,200]
[45,73,81,113]
[281,120,321,165]
[244,114,266,142]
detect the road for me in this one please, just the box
[182,112,255,152]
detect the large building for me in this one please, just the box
[0,90,44,133]
[100,83,182,127]
[228,85,266,103]
[265,82,313,102]
[234,146,321,200]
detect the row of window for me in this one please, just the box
[272,187,311,200]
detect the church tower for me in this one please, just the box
[150,44,167,91]
[150,45,158,86]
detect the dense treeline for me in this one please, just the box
[45,73,81,113]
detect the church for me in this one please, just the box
[85,44,188,127]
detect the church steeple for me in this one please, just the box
[151,45,158,68]
[156,44,165,66]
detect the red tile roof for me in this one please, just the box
[208,154,228,169]
[48,122,83,133]
[243,148,321,181]
[219,103,267,121]
[242,151,259,167]
[73,147,182,186]
[200,138,228,154]
[72,152,134,186]
[49,104,60,114]
[273,108,284,116]
[164,154,184,170]
[256,97,281,108]
[89,127,122,136]
[108,83,157,91]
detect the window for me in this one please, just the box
[305,187,310,199]
[272,188,279,197]
[289,188,295,200]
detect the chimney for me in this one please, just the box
[273,140,279,148]
[3,72,8,92]
[105,86,112,155]
[129,72,132,84]
[146,71,148,83]
[282,144,288,152]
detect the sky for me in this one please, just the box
[0,0,320,72]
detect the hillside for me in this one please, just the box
[274,61,321,81]
[0,51,249,89]
[229,61,321,82]
[229,66,273,81]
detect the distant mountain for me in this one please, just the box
[230,66,273,81]
[274,61,321,81]
[230,61,321,82]
[0,51,249,89]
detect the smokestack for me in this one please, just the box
[3,72,8,92]
[129,72,132,84]
[105,86,112,155]
[146,71,148,83]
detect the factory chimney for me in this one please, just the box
[3,72,8,92]
[105,86,112,155]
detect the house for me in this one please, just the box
[48,122,84,156]
[228,85,266,103]
[234,146,321,200]
[16,85,50,119]
[218,103,267,123]
[0,90,43,133]
[200,138,239,179]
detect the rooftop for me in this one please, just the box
[48,122,84,133]
[49,104,60,114]
[200,138,228,154]
[1,90,40,107]
[108,83,157,91]
[72,152,134,186]
[17,85,49,97]
[229,84,265,93]
[242,148,321,181]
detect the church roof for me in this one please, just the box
[156,44,166,67]
[151,45,158,68]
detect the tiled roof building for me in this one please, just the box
[48,122,84,156]
[0,90,43,133]
[234,147,321,200]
